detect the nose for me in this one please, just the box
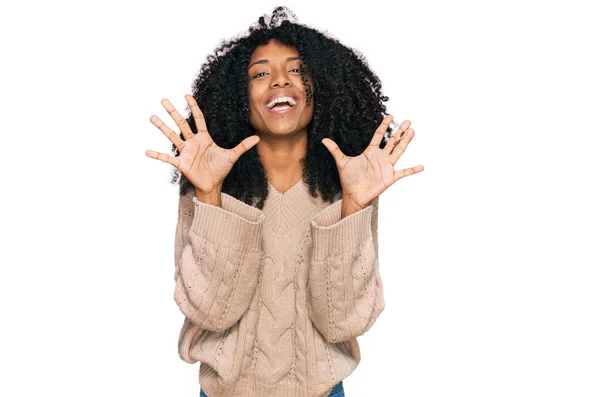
[270,69,292,88]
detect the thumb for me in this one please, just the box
[233,135,260,159]
[321,138,341,162]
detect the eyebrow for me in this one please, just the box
[248,56,302,70]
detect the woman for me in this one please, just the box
[146,6,423,397]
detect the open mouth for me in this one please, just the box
[266,95,297,114]
[267,104,295,113]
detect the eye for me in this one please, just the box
[252,68,303,79]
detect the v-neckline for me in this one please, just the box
[267,177,304,196]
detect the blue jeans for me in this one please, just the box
[200,381,344,396]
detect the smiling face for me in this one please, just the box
[247,39,314,137]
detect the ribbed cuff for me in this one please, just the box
[309,199,374,260]
[191,192,264,252]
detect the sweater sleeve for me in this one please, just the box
[307,196,384,343]
[173,190,265,332]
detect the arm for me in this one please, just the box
[307,196,384,343]
[174,190,265,332]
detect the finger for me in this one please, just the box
[394,165,425,182]
[391,125,412,151]
[321,138,346,164]
[383,120,411,156]
[145,149,181,169]
[149,114,185,152]
[398,119,411,134]
[186,94,209,136]
[383,122,406,153]
[368,114,394,147]
[161,98,194,141]
[230,135,260,162]
[389,128,415,164]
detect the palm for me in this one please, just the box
[146,94,260,194]
[174,134,236,193]
[321,115,424,208]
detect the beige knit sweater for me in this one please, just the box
[174,178,384,397]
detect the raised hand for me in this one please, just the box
[320,115,424,209]
[146,94,260,195]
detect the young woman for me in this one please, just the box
[146,6,423,397]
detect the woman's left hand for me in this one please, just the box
[321,115,424,210]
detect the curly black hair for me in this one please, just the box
[171,5,394,210]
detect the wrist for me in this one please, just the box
[194,187,222,207]
[341,199,367,219]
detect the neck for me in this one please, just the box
[256,129,307,183]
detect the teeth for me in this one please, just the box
[267,96,296,109]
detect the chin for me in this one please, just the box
[267,127,301,135]
[262,120,302,134]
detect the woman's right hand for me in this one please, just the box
[146,94,260,195]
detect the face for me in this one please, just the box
[247,39,314,137]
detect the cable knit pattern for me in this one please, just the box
[308,197,384,344]
[174,179,384,397]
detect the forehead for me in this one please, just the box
[250,40,299,62]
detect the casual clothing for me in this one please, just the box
[174,179,383,397]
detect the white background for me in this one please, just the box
[1,0,599,396]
